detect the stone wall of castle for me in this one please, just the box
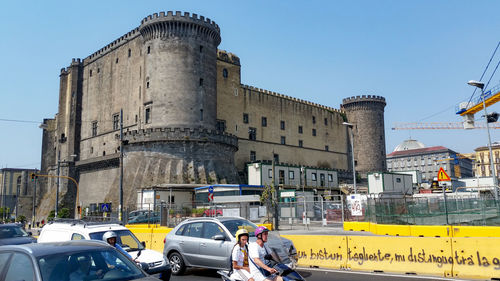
[216,53,349,172]
[342,95,387,174]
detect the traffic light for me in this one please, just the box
[487,112,499,123]
[30,173,36,182]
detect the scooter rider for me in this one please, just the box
[248,226,283,281]
[232,229,255,281]
[102,231,133,260]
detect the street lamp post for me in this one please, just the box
[468,80,499,201]
[343,122,357,194]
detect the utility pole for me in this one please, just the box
[56,158,60,218]
[272,152,279,230]
[32,175,37,227]
[119,108,124,223]
[2,169,6,221]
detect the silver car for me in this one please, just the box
[163,217,297,275]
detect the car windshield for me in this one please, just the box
[37,249,144,281]
[221,219,258,238]
[89,230,144,251]
[0,225,29,239]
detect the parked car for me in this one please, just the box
[0,223,36,245]
[128,212,161,224]
[203,209,223,217]
[0,240,162,281]
[37,219,171,281]
[163,217,297,275]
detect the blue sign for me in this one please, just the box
[208,186,214,194]
[101,203,110,212]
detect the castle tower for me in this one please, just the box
[341,95,387,175]
[120,12,239,193]
[139,11,221,129]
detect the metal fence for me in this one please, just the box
[275,195,345,229]
[348,193,500,226]
[83,192,500,228]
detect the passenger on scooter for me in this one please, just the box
[231,229,255,281]
[248,226,283,281]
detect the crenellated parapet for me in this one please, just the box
[240,84,342,114]
[123,127,238,148]
[139,11,221,45]
[217,50,240,65]
[60,58,82,75]
[83,28,140,64]
[342,95,386,105]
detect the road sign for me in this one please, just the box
[208,193,214,202]
[100,203,111,212]
[208,186,214,193]
[437,167,451,181]
[280,191,295,198]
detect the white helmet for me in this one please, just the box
[102,231,117,242]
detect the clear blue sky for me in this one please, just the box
[1,0,500,169]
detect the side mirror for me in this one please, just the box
[28,232,33,236]
[139,262,149,271]
[141,241,146,247]
[212,234,226,241]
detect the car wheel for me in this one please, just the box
[168,252,186,275]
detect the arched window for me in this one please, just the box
[222,68,228,78]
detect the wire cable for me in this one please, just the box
[466,41,500,106]
[0,118,40,124]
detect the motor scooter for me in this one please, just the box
[218,250,305,281]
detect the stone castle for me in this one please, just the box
[38,11,387,218]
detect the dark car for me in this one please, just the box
[0,240,163,281]
[0,223,36,245]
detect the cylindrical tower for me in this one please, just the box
[118,11,240,193]
[139,11,221,129]
[341,95,387,175]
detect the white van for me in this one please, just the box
[38,220,170,280]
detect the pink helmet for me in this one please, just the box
[254,226,269,237]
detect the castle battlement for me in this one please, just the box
[60,58,82,74]
[139,11,220,44]
[342,95,386,105]
[141,11,219,32]
[84,27,140,64]
[240,84,342,114]
[217,50,240,66]
[123,127,238,147]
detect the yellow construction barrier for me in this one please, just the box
[130,227,154,249]
[345,236,454,277]
[409,225,451,237]
[451,237,500,279]
[343,221,370,232]
[257,223,273,231]
[282,235,346,269]
[129,224,500,279]
[376,224,411,236]
[344,222,500,238]
[452,225,500,238]
[151,227,172,252]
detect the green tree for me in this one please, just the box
[260,183,276,223]
[48,208,71,221]
[16,215,27,223]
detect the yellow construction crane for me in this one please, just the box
[392,122,500,130]
[434,153,474,178]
